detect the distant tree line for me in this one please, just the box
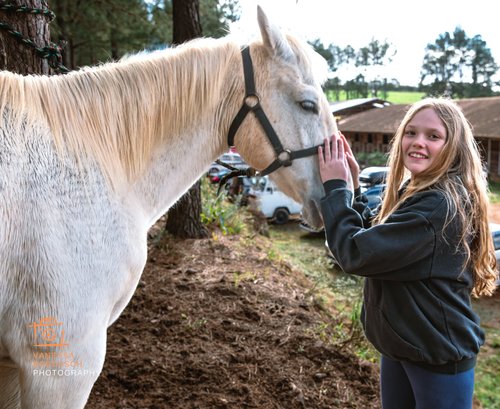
[420,27,498,98]
[47,2,500,100]
[309,25,499,100]
[310,37,398,100]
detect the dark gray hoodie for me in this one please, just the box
[320,179,484,374]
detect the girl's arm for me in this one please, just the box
[320,184,446,280]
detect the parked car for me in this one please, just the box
[362,184,386,210]
[247,176,302,224]
[359,166,389,188]
[207,152,248,183]
[490,223,500,250]
[490,223,500,284]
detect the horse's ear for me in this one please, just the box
[257,5,294,62]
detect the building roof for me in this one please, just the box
[338,96,500,138]
[456,97,500,138]
[330,98,391,117]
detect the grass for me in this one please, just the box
[267,223,378,361]
[473,304,500,409]
[326,90,426,105]
[384,91,426,104]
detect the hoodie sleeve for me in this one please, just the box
[320,180,445,280]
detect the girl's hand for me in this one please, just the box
[318,134,350,183]
[339,132,360,189]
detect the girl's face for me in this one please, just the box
[401,108,447,177]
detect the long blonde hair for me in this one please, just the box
[374,98,497,297]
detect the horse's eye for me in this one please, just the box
[300,100,318,114]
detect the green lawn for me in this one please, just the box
[384,91,426,104]
[326,90,426,105]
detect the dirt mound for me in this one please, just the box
[86,227,379,409]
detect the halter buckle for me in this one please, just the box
[278,149,292,167]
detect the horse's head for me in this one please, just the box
[230,6,337,229]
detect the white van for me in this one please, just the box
[247,176,302,224]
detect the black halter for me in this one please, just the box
[224,46,323,179]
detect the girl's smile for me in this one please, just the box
[402,108,447,177]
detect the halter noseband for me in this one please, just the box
[225,46,323,178]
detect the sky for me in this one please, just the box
[228,0,500,87]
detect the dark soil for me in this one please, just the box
[85,220,379,409]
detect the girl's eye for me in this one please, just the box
[300,100,318,114]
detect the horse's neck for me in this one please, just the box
[128,46,242,226]
[132,128,226,226]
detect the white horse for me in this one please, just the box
[0,6,336,408]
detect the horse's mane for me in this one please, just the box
[0,31,323,186]
[0,37,240,183]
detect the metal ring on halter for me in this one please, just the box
[278,149,292,167]
[244,93,260,109]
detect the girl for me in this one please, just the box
[318,98,497,409]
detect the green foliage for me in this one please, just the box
[314,27,498,99]
[420,26,498,98]
[488,181,500,204]
[200,0,241,38]
[310,38,395,87]
[308,39,350,73]
[50,0,240,69]
[51,0,154,68]
[356,38,396,68]
[472,295,500,408]
[355,151,388,167]
[200,177,246,235]
[180,313,208,331]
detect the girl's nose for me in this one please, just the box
[412,134,426,147]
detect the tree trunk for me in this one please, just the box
[0,0,52,74]
[172,0,202,43]
[165,0,208,239]
[166,180,207,239]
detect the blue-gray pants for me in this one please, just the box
[380,356,475,409]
